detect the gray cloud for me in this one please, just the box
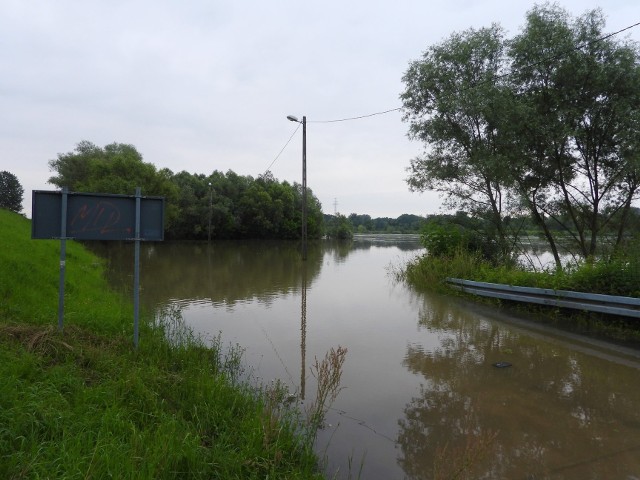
[1,0,637,217]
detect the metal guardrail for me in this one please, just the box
[446,278,640,319]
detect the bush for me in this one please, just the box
[420,222,464,257]
[420,219,505,265]
[0,171,24,213]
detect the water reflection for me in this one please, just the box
[300,261,307,400]
[398,297,640,478]
[90,240,324,308]
[353,233,423,251]
[89,237,409,308]
[90,237,640,479]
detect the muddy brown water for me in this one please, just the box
[95,236,640,479]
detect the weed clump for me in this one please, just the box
[306,346,348,431]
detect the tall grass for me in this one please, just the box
[402,241,640,297]
[0,208,325,479]
[401,249,490,293]
[401,238,640,341]
[305,346,348,433]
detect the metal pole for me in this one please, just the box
[302,115,307,261]
[57,187,68,332]
[286,114,308,261]
[208,182,213,243]
[300,262,307,400]
[133,187,141,348]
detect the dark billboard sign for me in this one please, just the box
[32,190,164,241]
[31,188,164,347]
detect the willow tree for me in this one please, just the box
[402,5,640,267]
[508,5,640,259]
[48,141,180,227]
[503,5,580,268]
[401,24,517,259]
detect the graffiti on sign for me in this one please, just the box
[31,188,164,347]
[32,190,164,241]
[69,201,129,237]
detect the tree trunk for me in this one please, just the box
[527,194,563,270]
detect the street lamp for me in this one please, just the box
[287,115,307,260]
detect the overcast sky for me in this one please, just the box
[2,1,638,218]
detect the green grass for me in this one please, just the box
[403,245,640,297]
[0,208,323,479]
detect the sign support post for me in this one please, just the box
[133,187,141,348]
[32,187,164,347]
[57,187,68,332]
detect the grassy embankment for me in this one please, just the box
[401,244,640,340]
[0,208,323,479]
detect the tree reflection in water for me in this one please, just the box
[397,298,640,479]
[89,240,325,309]
[89,239,640,478]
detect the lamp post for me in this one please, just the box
[287,115,307,260]
[208,182,213,243]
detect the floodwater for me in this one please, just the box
[95,236,640,479]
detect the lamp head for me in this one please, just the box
[286,115,300,123]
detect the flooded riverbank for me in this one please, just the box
[96,236,640,479]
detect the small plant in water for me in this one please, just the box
[259,379,290,462]
[306,346,348,432]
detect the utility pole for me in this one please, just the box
[287,114,307,260]
[208,182,213,243]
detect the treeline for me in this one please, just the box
[48,141,324,240]
[47,141,430,241]
[324,213,427,234]
[169,170,324,240]
[346,213,426,233]
[323,213,427,239]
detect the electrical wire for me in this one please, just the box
[308,107,402,124]
[263,122,301,175]
[473,20,640,93]
[305,20,640,124]
[260,19,639,177]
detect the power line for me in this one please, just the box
[491,20,640,87]
[308,107,402,124]
[304,20,640,124]
[600,20,640,41]
[261,19,639,178]
[423,20,640,102]
[263,122,301,175]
